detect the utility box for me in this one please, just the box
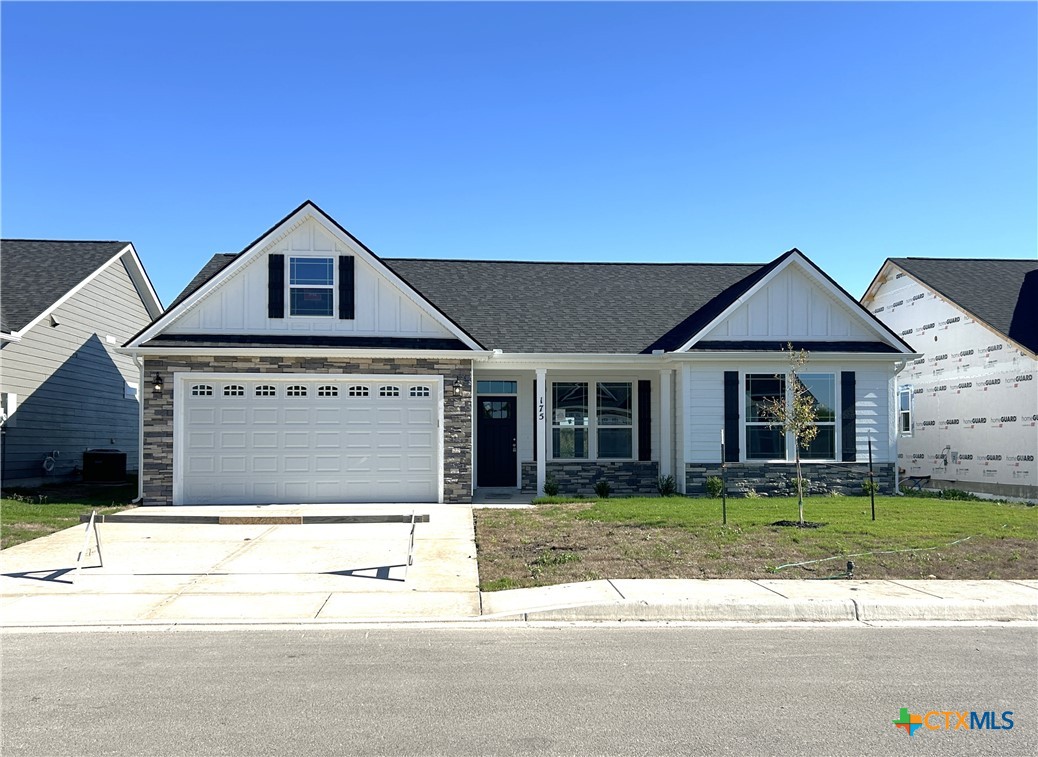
[83,449,127,484]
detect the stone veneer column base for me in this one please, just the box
[685,462,896,496]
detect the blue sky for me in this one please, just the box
[2,1,1035,306]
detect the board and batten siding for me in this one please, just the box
[681,361,895,464]
[700,265,874,342]
[0,259,151,483]
[165,218,454,339]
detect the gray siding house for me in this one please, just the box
[1,240,162,486]
[124,201,914,506]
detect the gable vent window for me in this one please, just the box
[318,385,339,398]
[289,257,335,317]
[286,385,308,397]
[223,384,245,397]
[255,385,277,397]
[191,384,214,396]
[379,385,400,397]
[348,385,369,397]
[409,386,431,398]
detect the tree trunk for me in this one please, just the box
[795,446,804,524]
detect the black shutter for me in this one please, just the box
[638,380,651,461]
[267,254,284,319]
[841,371,856,462]
[723,371,740,463]
[338,256,355,320]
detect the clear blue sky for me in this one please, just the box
[2,1,1035,307]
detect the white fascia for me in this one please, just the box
[664,351,922,363]
[674,252,913,354]
[117,347,491,360]
[127,203,482,351]
[11,244,159,339]
[0,332,21,342]
[478,352,670,371]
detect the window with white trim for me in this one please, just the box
[745,375,785,460]
[223,384,245,397]
[597,382,633,459]
[379,385,400,397]
[348,385,369,397]
[289,257,334,316]
[191,384,214,396]
[898,385,913,436]
[800,374,836,459]
[286,385,308,397]
[552,382,588,459]
[318,385,338,397]
[409,386,431,398]
[255,385,277,397]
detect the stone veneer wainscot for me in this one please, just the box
[522,461,661,497]
[685,462,896,496]
[141,356,473,505]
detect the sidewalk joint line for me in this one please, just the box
[886,579,945,599]
[606,579,626,600]
[314,593,333,619]
[750,580,791,599]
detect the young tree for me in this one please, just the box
[761,344,819,524]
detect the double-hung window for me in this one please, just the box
[898,385,913,436]
[800,374,836,459]
[289,257,334,316]
[745,375,786,460]
[552,382,588,459]
[550,380,635,460]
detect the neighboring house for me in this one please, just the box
[123,201,914,506]
[0,240,163,486]
[862,258,1038,500]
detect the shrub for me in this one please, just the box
[861,479,879,496]
[657,475,678,497]
[543,475,560,497]
[593,479,612,498]
[704,476,724,498]
[744,488,763,499]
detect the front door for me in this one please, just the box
[476,396,517,487]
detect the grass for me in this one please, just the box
[1,481,137,550]
[474,495,1038,590]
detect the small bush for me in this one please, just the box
[593,480,612,498]
[704,476,724,498]
[861,479,879,496]
[542,475,560,497]
[744,488,763,499]
[657,475,678,497]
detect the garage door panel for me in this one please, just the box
[179,377,440,505]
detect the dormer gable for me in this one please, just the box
[127,202,483,350]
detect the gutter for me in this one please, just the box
[116,347,493,360]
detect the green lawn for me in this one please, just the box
[474,495,1038,590]
[1,482,137,550]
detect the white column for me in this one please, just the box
[659,368,673,479]
[536,368,547,496]
[675,363,688,494]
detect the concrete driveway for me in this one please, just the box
[0,504,479,627]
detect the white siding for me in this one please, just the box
[166,218,454,339]
[854,369,893,463]
[701,265,873,342]
[867,269,1037,493]
[686,365,725,463]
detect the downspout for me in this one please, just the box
[131,352,145,504]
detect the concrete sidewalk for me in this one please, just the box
[1,506,1035,627]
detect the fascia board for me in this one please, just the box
[860,258,895,307]
[665,351,922,363]
[13,244,136,338]
[675,253,913,354]
[116,346,491,360]
[122,244,164,317]
[0,332,21,342]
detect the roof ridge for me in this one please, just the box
[893,256,1036,263]
[1,238,129,244]
[384,257,765,267]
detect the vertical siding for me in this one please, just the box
[0,259,151,483]
[686,365,725,462]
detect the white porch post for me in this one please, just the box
[659,368,673,479]
[536,368,547,496]
[675,363,688,494]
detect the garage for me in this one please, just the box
[174,374,442,505]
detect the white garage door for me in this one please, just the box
[176,375,441,505]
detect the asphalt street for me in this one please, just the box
[2,625,1035,756]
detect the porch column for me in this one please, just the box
[536,368,547,496]
[659,368,673,480]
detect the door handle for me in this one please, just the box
[512,439,517,453]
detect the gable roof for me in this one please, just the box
[884,257,1038,354]
[0,239,161,335]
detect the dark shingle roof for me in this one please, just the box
[0,240,130,333]
[384,258,774,353]
[891,258,1038,354]
[167,253,237,310]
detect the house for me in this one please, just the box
[862,258,1038,500]
[1,240,163,486]
[123,201,914,506]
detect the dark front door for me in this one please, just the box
[477,396,517,487]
